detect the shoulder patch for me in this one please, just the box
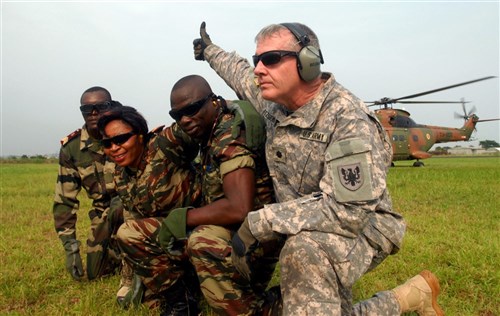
[150,125,165,134]
[60,129,81,146]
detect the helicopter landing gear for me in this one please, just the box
[413,160,425,167]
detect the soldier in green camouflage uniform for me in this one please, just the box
[157,75,279,316]
[53,86,122,281]
[192,22,444,316]
[97,106,201,313]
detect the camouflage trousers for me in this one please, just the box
[279,230,400,316]
[86,201,123,280]
[186,225,279,316]
[116,217,193,307]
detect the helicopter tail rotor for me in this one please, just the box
[454,99,477,120]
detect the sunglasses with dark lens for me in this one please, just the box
[252,50,298,67]
[80,101,114,116]
[169,93,215,121]
[100,132,136,149]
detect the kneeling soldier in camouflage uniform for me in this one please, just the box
[157,75,281,315]
[53,86,123,281]
[97,106,201,314]
[193,22,444,316]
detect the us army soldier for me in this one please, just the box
[193,22,444,316]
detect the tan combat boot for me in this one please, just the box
[392,270,444,316]
[116,260,133,307]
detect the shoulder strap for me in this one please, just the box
[60,129,82,146]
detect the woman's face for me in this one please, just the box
[102,119,144,168]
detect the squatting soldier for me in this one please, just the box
[193,22,444,316]
[158,75,281,315]
[97,106,202,314]
[52,86,122,281]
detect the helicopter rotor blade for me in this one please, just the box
[477,118,500,122]
[461,101,467,116]
[397,100,469,104]
[393,76,497,102]
[468,105,477,116]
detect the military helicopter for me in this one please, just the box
[365,76,498,167]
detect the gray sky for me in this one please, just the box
[2,1,499,156]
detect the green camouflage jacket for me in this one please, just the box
[53,126,116,238]
[114,124,200,219]
[197,102,274,211]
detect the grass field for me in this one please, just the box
[0,157,499,315]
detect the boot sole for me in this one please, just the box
[419,270,444,316]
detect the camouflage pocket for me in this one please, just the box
[325,138,375,203]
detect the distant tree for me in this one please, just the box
[30,155,46,160]
[21,155,28,159]
[479,140,500,149]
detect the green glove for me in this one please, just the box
[231,217,259,281]
[193,21,213,61]
[61,235,84,281]
[228,100,266,152]
[157,207,191,255]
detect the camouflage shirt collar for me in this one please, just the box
[80,125,104,153]
[279,72,334,129]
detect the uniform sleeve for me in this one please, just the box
[213,114,257,176]
[157,123,199,165]
[220,155,255,177]
[52,146,81,238]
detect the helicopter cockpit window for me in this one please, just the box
[389,116,395,126]
[393,115,417,128]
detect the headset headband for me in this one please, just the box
[280,23,310,47]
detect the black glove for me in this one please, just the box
[193,21,213,61]
[61,235,84,281]
[231,217,259,280]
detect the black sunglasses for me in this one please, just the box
[169,93,215,121]
[80,101,114,116]
[100,132,136,149]
[252,50,298,67]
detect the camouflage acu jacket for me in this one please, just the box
[114,123,200,219]
[53,126,116,238]
[204,45,405,251]
[198,103,274,210]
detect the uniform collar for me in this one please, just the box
[80,125,104,153]
[279,73,334,129]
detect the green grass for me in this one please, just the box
[0,157,498,315]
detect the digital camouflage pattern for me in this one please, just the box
[53,126,121,280]
[114,123,200,305]
[203,44,406,315]
[186,105,277,315]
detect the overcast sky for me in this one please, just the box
[1,1,499,156]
